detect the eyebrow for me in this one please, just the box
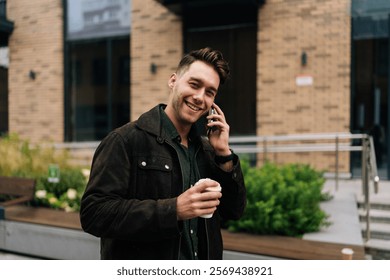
[189,77,218,93]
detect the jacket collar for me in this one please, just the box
[135,104,165,137]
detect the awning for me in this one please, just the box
[156,0,266,16]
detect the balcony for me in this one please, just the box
[0,0,14,47]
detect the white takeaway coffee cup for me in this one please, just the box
[195,178,221,219]
[341,248,354,260]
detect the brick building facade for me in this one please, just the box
[1,0,380,175]
[131,0,182,120]
[7,0,64,142]
[257,0,351,171]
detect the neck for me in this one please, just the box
[180,137,189,147]
[176,126,191,147]
[164,105,192,145]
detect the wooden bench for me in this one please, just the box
[0,177,96,259]
[222,229,366,260]
[0,176,80,230]
[2,206,366,260]
[0,176,36,219]
[4,204,81,230]
[0,181,95,259]
[0,177,367,260]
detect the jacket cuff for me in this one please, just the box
[157,197,181,237]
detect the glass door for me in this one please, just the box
[352,39,389,179]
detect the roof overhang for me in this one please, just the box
[156,0,266,16]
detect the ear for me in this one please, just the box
[168,73,177,89]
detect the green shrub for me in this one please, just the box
[227,161,330,237]
[0,134,87,212]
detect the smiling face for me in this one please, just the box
[165,61,220,132]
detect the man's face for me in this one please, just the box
[167,61,220,128]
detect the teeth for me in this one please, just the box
[187,102,200,111]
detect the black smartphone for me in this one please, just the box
[207,107,217,135]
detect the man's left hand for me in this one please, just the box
[206,103,231,156]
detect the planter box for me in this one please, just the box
[0,205,99,259]
[0,220,99,259]
[222,229,366,260]
[0,205,366,260]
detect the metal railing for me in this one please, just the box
[53,132,379,241]
[229,132,379,241]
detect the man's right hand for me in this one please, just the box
[176,179,222,220]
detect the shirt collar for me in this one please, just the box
[160,106,200,144]
[160,106,182,143]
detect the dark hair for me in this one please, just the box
[176,47,230,84]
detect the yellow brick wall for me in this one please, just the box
[7,0,64,143]
[4,0,353,174]
[257,0,351,172]
[131,0,183,120]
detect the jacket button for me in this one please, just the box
[165,164,170,170]
[156,136,164,144]
[141,161,147,167]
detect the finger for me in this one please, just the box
[206,119,224,130]
[194,198,220,210]
[192,179,219,190]
[199,191,222,201]
[211,103,226,118]
[206,108,225,122]
[206,114,224,124]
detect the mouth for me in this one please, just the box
[185,101,202,112]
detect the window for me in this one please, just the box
[65,0,130,141]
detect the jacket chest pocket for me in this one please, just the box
[134,156,173,199]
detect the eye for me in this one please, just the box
[206,90,216,98]
[189,82,199,89]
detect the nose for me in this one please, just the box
[193,89,205,103]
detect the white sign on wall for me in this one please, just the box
[296,75,313,86]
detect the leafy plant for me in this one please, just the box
[0,134,88,212]
[227,161,330,237]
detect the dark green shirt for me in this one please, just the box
[160,107,200,260]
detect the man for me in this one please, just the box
[80,47,246,260]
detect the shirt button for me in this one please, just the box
[190,229,194,234]
[141,161,147,167]
[165,164,170,170]
[194,252,197,257]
